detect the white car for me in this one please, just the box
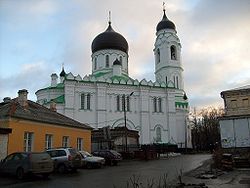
[79,151,105,169]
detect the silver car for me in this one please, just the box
[0,152,54,179]
[47,148,82,173]
[79,151,105,169]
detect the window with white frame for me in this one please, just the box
[45,134,53,149]
[119,56,123,64]
[126,96,130,111]
[116,95,120,111]
[153,97,157,112]
[170,45,177,60]
[158,98,162,112]
[105,55,109,67]
[77,138,83,151]
[24,132,33,152]
[62,136,69,147]
[94,57,97,70]
[153,97,163,113]
[157,48,160,63]
[81,93,91,110]
[117,95,131,112]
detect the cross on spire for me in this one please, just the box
[163,2,166,12]
[108,11,111,25]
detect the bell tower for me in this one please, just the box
[154,7,184,90]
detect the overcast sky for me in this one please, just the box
[1,0,250,110]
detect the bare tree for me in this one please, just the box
[190,107,224,151]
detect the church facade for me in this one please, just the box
[36,9,191,148]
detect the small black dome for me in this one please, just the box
[113,58,122,65]
[91,22,128,54]
[156,10,176,32]
[60,68,66,77]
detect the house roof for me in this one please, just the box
[221,84,250,97]
[0,98,92,130]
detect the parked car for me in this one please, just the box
[79,150,105,169]
[46,148,81,173]
[0,152,53,180]
[92,150,122,166]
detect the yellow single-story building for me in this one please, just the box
[0,89,92,159]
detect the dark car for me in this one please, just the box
[46,148,81,173]
[0,152,54,180]
[92,150,122,166]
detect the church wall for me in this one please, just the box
[60,80,183,145]
[92,49,128,75]
[36,89,63,105]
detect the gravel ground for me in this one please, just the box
[171,159,250,188]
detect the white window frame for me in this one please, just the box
[62,136,69,147]
[24,132,34,152]
[77,138,83,151]
[45,134,53,149]
[81,93,91,110]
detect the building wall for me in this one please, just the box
[49,80,188,146]
[220,118,250,148]
[4,119,91,154]
[0,134,8,160]
[223,90,250,116]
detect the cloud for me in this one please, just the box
[0,61,51,102]
[1,0,250,110]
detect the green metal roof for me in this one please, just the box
[175,102,188,108]
[53,95,65,104]
[35,83,64,94]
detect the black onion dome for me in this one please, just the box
[60,68,66,77]
[156,10,176,32]
[91,22,128,54]
[113,58,122,65]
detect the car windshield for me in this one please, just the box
[69,148,77,155]
[81,151,92,157]
[110,150,120,155]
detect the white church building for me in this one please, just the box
[36,9,191,148]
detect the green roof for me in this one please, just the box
[53,95,65,104]
[35,83,64,94]
[111,74,132,82]
[175,102,188,108]
[93,71,110,78]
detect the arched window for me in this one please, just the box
[81,93,91,110]
[170,45,177,60]
[176,76,179,88]
[158,98,162,112]
[86,93,91,110]
[157,48,160,63]
[126,96,130,111]
[80,94,85,109]
[119,56,123,64]
[156,127,162,142]
[94,57,97,70]
[116,95,120,111]
[153,97,157,112]
[105,55,109,67]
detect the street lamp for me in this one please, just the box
[123,92,134,152]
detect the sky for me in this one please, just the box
[0,0,250,110]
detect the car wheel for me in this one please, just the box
[86,163,92,169]
[42,173,50,179]
[113,161,118,166]
[71,168,78,173]
[58,164,66,174]
[16,167,25,180]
